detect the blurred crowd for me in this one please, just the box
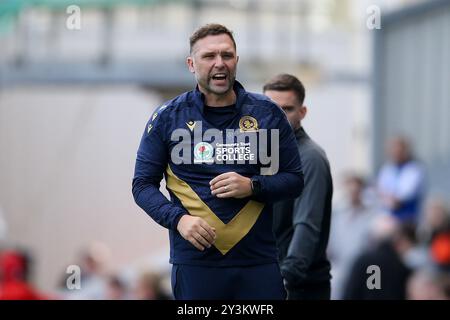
[329,136,450,300]
[0,135,449,300]
[0,243,172,300]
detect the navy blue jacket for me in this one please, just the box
[132,81,304,266]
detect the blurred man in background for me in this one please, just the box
[407,269,450,300]
[418,198,450,244]
[132,25,304,299]
[342,218,412,300]
[133,271,170,300]
[328,174,380,299]
[60,244,109,300]
[105,275,127,300]
[377,136,426,223]
[264,74,332,300]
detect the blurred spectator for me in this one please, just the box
[418,198,450,244]
[407,269,450,300]
[63,243,110,299]
[0,249,46,300]
[377,136,426,223]
[133,271,170,300]
[431,230,450,269]
[105,275,127,300]
[328,175,380,299]
[391,223,430,270]
[342,216,411,299]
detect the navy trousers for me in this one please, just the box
[171,263,286,300]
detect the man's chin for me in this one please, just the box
[209,85,232,96]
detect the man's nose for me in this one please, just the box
[214,55,225,68]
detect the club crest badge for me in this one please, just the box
[239,116,258,132]
[194,142,214,163]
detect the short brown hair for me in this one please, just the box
[263,74,306,105]
[189,24,236,53]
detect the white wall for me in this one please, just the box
[0,85,171,292]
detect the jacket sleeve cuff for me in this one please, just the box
[171,211,189,231]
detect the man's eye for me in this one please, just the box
[283,107,295,113]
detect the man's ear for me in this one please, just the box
[300,105,308,120]
[186,56,195,73]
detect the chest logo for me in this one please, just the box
[193,142,214,163]
[186,120,196,132]
[239,116,258,132]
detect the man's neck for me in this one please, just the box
[200,87,236,107]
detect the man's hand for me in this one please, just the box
[177,215,216,251]
[210,172,252,199]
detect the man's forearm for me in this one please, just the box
[132,177,187,230]
[281,222,320,286]
[253,172,304,203]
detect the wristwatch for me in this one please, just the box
[250,176,262,196]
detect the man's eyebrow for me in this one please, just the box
[197,49,235,55]
[199,50,215,55]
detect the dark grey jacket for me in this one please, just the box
[273,127,333,287]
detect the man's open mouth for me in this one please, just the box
[211,73,227,81]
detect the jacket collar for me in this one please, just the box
[295,126,309,141]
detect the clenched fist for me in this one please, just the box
[176,215,216,251]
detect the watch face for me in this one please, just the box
[252,178,261,194]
